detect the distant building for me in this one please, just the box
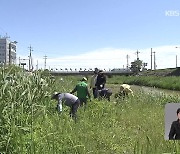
[0,37,17,65]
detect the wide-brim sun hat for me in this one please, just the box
[120,84,130,89]
[120,84,131,91]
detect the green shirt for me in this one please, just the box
[76,81,88,99]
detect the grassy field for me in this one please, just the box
[1,66,180,153]
[108,75,180,91]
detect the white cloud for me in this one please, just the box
[17,45,180,71]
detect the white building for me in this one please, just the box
[0,37,17,65]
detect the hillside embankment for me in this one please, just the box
[108,69,180,91]
[140,67,180,76]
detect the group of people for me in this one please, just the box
[52,71,180,140]
[51,70,109,120]
[51,70,133,120]
[90,70,112,101]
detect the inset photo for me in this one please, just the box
[165,103,180,140]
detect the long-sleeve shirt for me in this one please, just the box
[71,81,91,99]
[90,74,97,88]
[57,93,78,112]
[169,119,180,140]
[95,75,106,90]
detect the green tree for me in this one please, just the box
[130,59,143,73]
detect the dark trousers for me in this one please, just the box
[97,84,105,90]
[93,88,98,98]
[79,98,87,106]
[70,99,80,119]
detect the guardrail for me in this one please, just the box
[50,71,133,76]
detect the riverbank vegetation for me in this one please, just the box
[0,66,180,153]
[108,75,180,91]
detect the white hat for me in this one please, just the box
[82,77,87,81]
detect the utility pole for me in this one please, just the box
[28,45,33,71]
[19,57,21,67]
[175,47,180,67]
[136,50,140,60]
[36,60,38,70]
[43,55,47,70]
[151,48,153,70]
[126,54,129,69]
[153,51,156,70]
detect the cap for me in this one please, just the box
[98,70,103,73]
[82,77,87,81]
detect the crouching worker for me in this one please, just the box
[51,92,80,120]
[97,88,112,101]
[115,84,134,99]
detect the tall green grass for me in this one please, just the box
[108,75,180,91]
[0,67,180,153]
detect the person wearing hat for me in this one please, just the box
[169,108,180,140]
[71,77,91,107]
[51,92,80,119]
[115,84,134,99]
[120,84,134,97]
[95,70,106,90]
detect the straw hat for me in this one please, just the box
[120,84,131,91]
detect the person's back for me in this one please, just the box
[76,81,88,99]
[115,84,134,99]
[71,77,91,107]
[61,93,79,106]
[51,92,80,120]
[98,88,112,101]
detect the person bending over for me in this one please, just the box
[52,92,80,120]
[97,88,112,101]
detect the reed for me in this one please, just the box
[0,67,179,153]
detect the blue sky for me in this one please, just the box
[0,0,180,70]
